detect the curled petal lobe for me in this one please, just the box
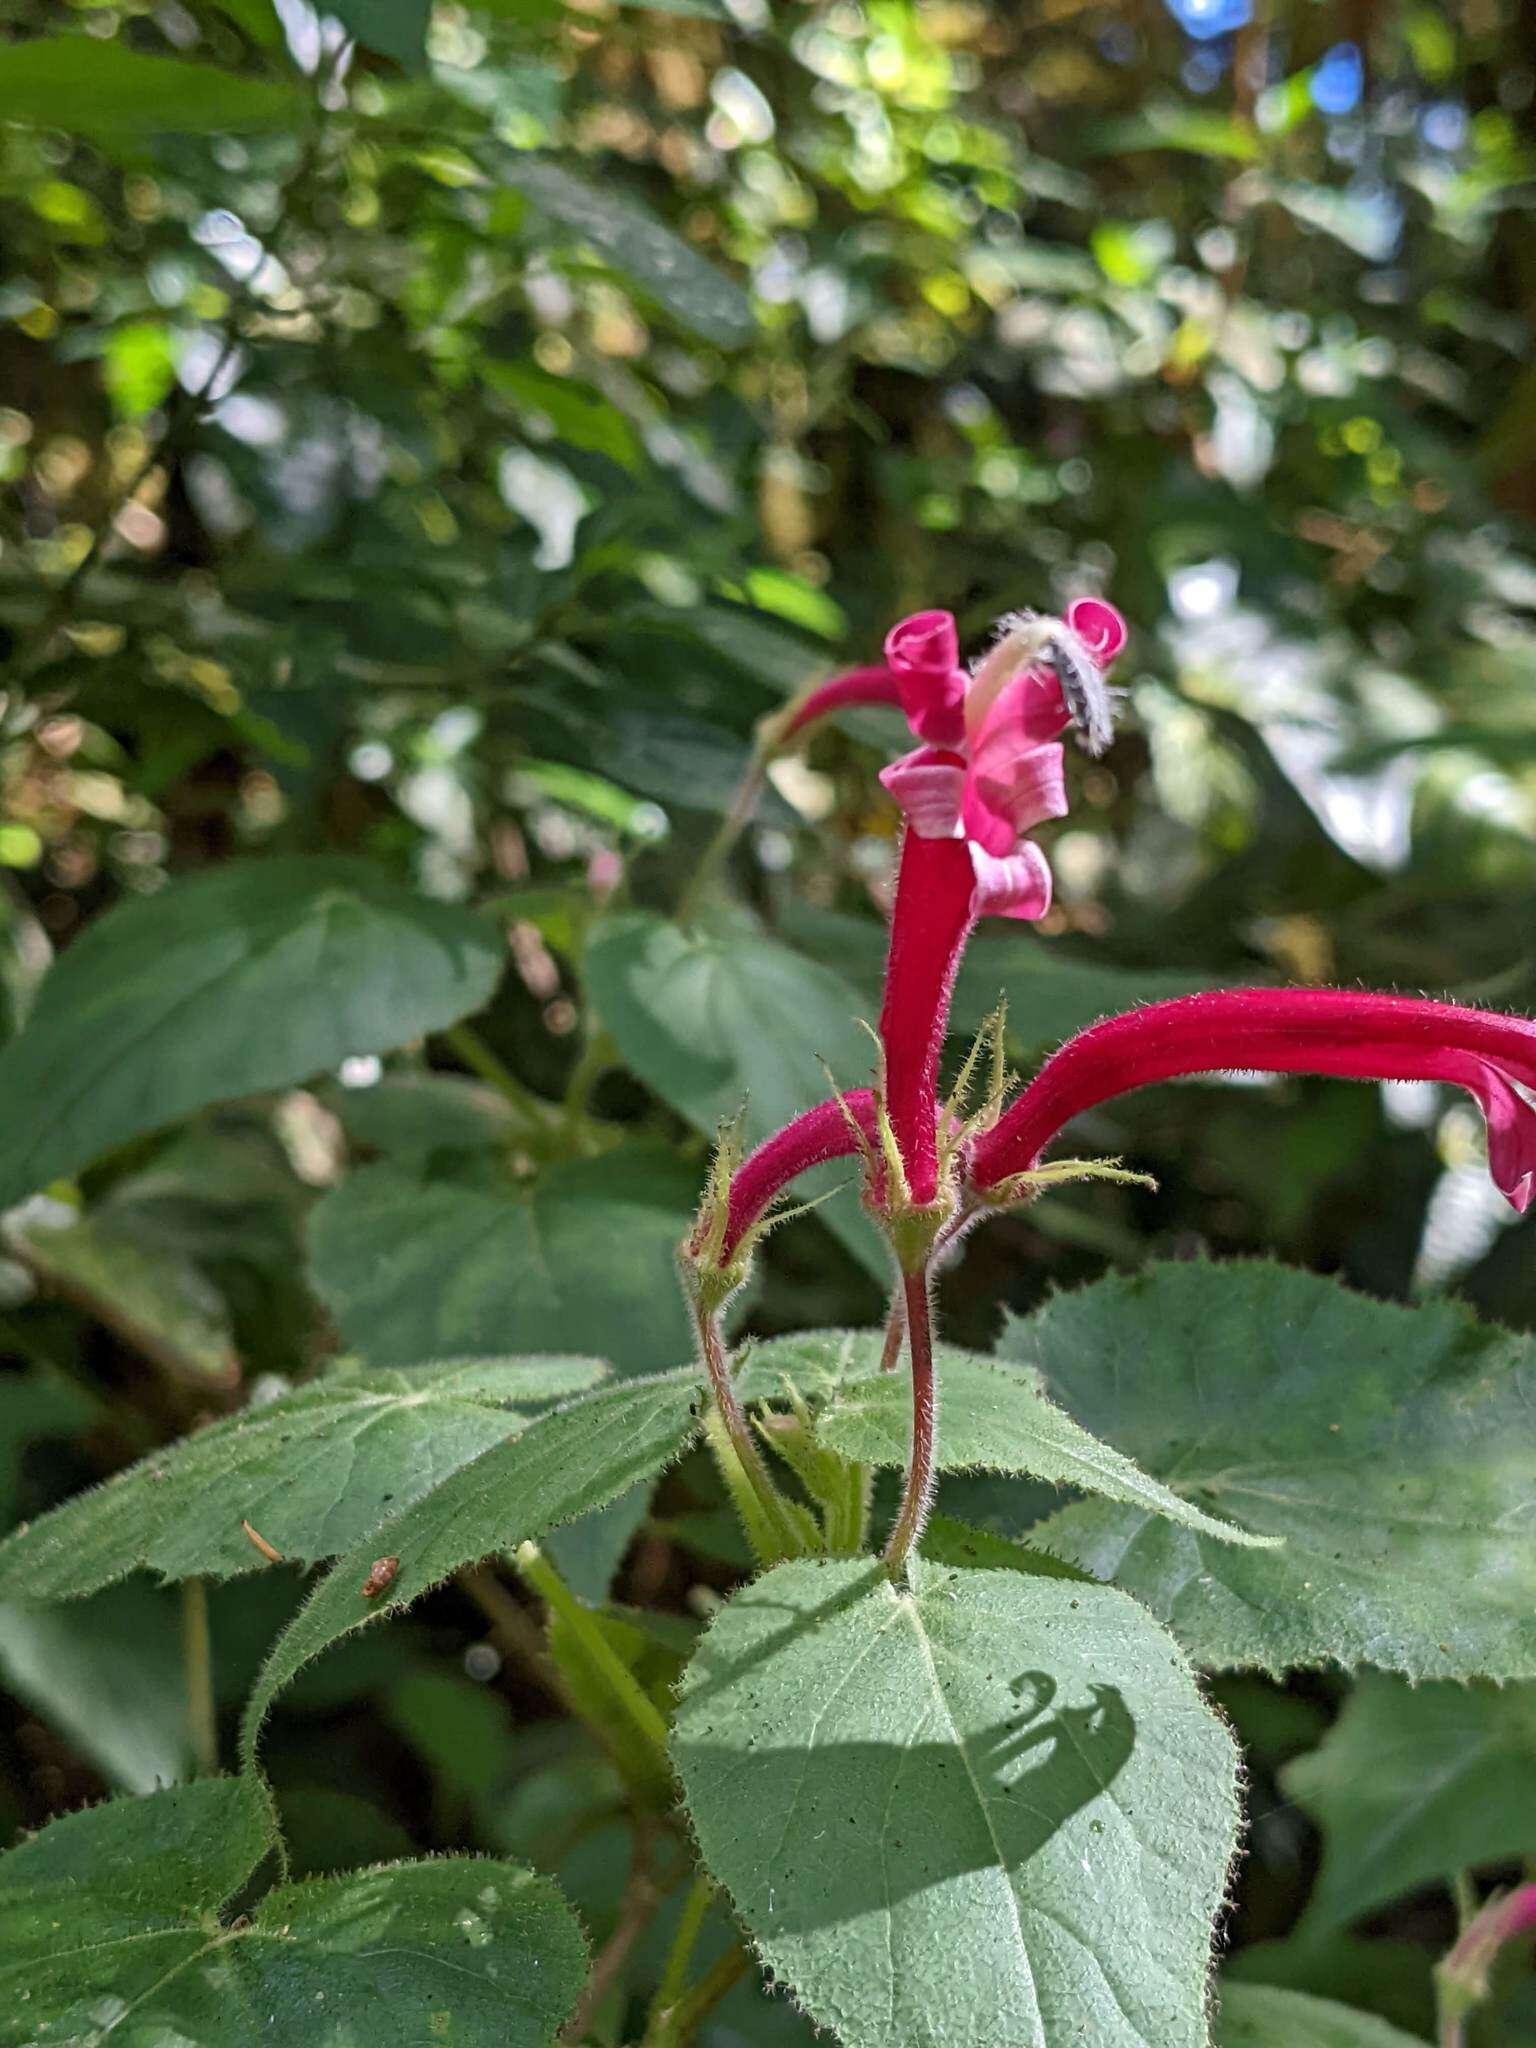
[962,736,1068,856]
[1066,597,1127,666]
[885,608,959,676]
[884,609,967,747]
[1456,1059,1536,1215]
[967,841,1054,923]
[879,748,966,840]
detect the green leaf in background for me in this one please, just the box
[585,911,884,1272]
[0,857,503,1214]
[781,905,1219,1051]
[0,1777,587,2048]
[10,1200,239,1388]
[499,158,754,346]
[674,1558,1238,2048]
[0,37,299,139]
[321,1070,523,1160]
[586,913,875,1144]
[953,930,1225,1047]
[0,1356,606,1601]
[0,1368,93,1524]
[1002,1262,1536,1680]
[484,360,642,468]
[738,1326,1277,1547]
[307,1151,696,1375]
[543,1484,650,1604]
[329,0,431,70]
[241,1368,700,1764]
[0,1583,191,1793]
[1214,1984,1429,2046]
[1282,1673,1536,1932]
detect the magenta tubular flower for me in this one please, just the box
[775,665,907,741]
[714,1089,880,1267]
[874,600,1125,1215]
[878,834,978,1207]
[758,598,1127,1228]
[967,988,1536,1213]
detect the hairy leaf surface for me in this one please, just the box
[735,1329,1271,1545]
[242,1370,699,1763]
[673,1557,1239,2048]
[1002,1263,1536,1679]
[0,1778,586,2047]
[0,1357,605,1600]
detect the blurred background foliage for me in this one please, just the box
[0,0,1533,2037]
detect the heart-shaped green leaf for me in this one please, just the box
[673,1557,1239,2048]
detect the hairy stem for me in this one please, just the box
[879,1291,905,1372]
[693,1298,807,1564]
[181,1578,217,1776]
[641,1875,715,2045]
[651,1939,753,2047]
[883,1267,938,1578]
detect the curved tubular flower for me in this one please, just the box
[772,665,907,742]
[967,988,1536,1214]
[715,1089,880,1267]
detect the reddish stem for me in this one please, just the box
[879,831,977,1206]
[883,1267,938,1577]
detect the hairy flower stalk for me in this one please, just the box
[882,1267,938,1576]
[967,987,1536,1214]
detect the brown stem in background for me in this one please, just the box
[560,1822,666,2045]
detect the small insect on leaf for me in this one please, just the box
[361,1556,400,1600]
[240,1518,284,1564]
